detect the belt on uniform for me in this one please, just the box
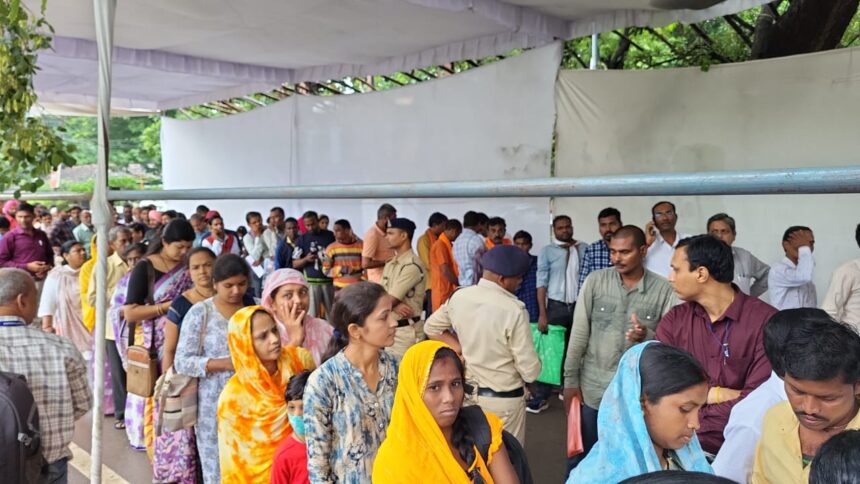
[396,317,421,328]
[476,387,524,399]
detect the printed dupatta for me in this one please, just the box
[217,306,316,483]
[49,265,93,354]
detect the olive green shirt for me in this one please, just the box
[564,267,677,408]
[381,249,426,317]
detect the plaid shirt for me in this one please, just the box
[578,239,612,289]
[515,254,539,321]
[0,317,92,463]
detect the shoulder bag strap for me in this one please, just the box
[146,261,158,357]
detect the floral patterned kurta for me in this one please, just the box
[174,298,234,484]
[304,350,398,483]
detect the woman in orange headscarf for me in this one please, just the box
[217,306,315,483]
[373,340,518,483]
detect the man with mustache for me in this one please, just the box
[644,201,691,278]
[563,225,676,469]
[751,309,860,484]
[577,207,622,288]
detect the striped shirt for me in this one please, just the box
[0,318,92,463]
[324,240,364,288]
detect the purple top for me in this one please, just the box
[656,287,776,455]
[0,227,53,274]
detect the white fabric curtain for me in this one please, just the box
[162,43,561,248]
[554,46,860,301]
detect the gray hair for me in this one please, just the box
[706,212,736,235]
[0,268,36,306]
[109,226,131,242]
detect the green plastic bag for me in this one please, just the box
[530,323,567,386]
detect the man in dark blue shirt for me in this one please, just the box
[513,230,539,322]
[292,211,336,317]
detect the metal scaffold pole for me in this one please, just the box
[90,0,117,481]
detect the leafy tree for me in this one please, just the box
[0,0,76,197]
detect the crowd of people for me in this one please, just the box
[1,197,859,484]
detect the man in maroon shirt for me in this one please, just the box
[0,202,53,279]
[656,234,776,455]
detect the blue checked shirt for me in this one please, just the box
[515,254,539,321]
[578,239,612,289]
[453,228,485,286]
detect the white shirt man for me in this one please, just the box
[768,227,816,310]
[712,372,787,483]
[821,228,860,330]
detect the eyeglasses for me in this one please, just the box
[653,210,676,218]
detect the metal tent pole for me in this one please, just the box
[90,0,116,481]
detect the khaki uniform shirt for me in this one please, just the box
[381,250,426,318]
[564,268,677,408]
[425,279,541,392]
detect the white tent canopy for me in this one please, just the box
[29,0,766,112]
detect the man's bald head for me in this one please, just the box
[0,268,38,322]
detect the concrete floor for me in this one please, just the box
[70,397,568,483]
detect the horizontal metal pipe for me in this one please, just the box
[8,166,860,202]
[3,191,92,201]
[105,166,860,200]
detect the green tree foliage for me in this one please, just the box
[0,0,76,197]
[46,115,162,172]
[562,1,860,71]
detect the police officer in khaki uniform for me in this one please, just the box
[381,218,427,360]
[425,245,541,445]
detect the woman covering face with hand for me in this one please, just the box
[567,341,714,483]
[261,268,334,365]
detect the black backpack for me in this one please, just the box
[0,372,45,484]
[461,405,534,484]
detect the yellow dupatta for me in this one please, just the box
[217,306,315,483]
[373,340,502,484]
[78,238,98,332]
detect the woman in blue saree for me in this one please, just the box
[568,341,714,483]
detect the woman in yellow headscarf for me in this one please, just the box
[373,340,519,483]
[217,306,315,483]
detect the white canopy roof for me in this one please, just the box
[30,0,766,112]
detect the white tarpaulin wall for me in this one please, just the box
[555,46,860,301]
[29,0,767,112]
[162,43,561,247]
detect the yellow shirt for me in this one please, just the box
[416,229,437,284]
[84,252,129,340]
[751,401,860,484]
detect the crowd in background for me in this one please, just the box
[1,197,859,484]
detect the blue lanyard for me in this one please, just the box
[707,320,731,360]
[0,318,26,327]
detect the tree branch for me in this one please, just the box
[690,24,731,62]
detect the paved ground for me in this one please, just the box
[70,397,569,483]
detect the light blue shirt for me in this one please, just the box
[453,228,485,286]
[537,241,586,303]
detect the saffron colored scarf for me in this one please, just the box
[373,340,503,484]
[217,306,316,483]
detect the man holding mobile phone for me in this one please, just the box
[644,200,691,278]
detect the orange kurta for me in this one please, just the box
[430,234,459,311]
[485,238,512,250]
